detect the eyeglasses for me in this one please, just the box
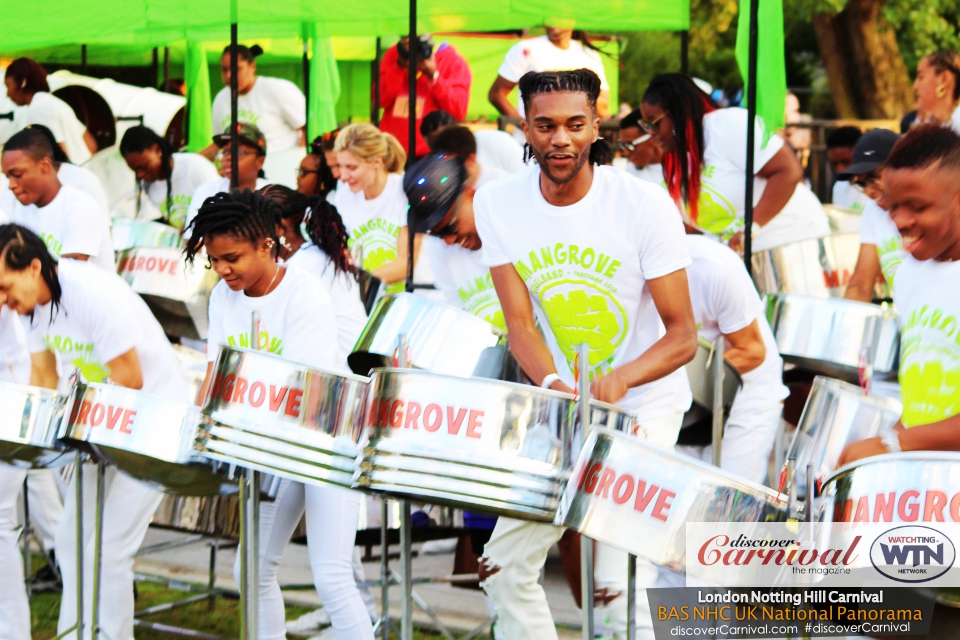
[639,113,665,135]
[221,148,259,158]
[618,134,652,154]
[297,168,320,179]
[850,173,880,191]
[429,194,465,238]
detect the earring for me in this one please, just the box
[265,239,275,249]
[523,143,533,163]
[937,84,948,98]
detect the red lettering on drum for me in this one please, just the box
[423,404,442,431]
[404,402,421,430]
[634,480,659,514]
[576,460,675,520]
[952,493,960,521]
[76,402,136,435]
[652,489,675,522]
[899,490,920,521]
[371,398,390,428]
[875,492,895,521]
[249,382,266,408]
[390,400,405,428]
[233,377,249,404]
[90,403,105,426]
[835,489,960,523]
[146,257,156,271]
[285,389,303,418]
[853,496,870,522]
[924,490,948,521]
[73,400,92,424]
[211,374,224,400]
[446,407,466,435]
[612,474,634,504]
[222,374,236,401]
[119,409,136,434]
[466,410,483,439]
[583,462,602,493]
[269,385,288,411]
[107,406,124,430]
[596,467,617,498]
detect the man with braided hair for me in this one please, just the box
[473,68,697,640]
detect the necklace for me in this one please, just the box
[263,264,281,295]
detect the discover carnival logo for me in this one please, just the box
[870,526,956,583]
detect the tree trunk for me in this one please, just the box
[812,0,913,119]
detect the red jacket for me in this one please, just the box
[378,42,472,158]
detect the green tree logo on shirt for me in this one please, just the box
[349,218,402,294]
[44,335,109,382]
[693,181,739,241]
[899,304,960,427]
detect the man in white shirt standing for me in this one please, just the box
[474,68,697,640]
[617,109,663,184]
[1,128,113,270]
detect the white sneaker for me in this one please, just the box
[286,608,332,633]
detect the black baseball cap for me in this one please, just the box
[213,122,267,156]
[836,129,900,180]
[403,153,468,234]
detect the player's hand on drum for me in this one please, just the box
[590,368,629,404]
[837,436,888,467]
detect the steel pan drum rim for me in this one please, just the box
[359,457,564,494]
[369,293,508,338]
[808,375,904,413]
[766,292,899,317]
[372,367,577,400]
[360,448,567,483]
[213,345,372,384]
[824,451,960,487]
[199,447,355,488]
[200,430,358,473]
[590,426,788,504]
[71,380,194,411]
[353,481,556,522]
[0,380,63,399]
[204,417,363,453]
[356,469,562,505]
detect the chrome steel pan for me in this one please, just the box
[151,494,242,538]
[557,427,788,571]
[198,346,370,489]
[0,381,71,469]
[110,218,183,253]
[353,368,636,522]
[751,233,861,298]
[60,382,235,496]
[785,376,901,497]
[116,246,218,340]
[765,293,899,381]
[348,293,522,382]
[685,342,741,411]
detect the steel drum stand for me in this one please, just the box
[577,343,595,640]
[238,310,263,640]
[53,452,87,640]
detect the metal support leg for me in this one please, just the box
[627,554,637,640]
[22,478,31,602]
[580,535,594,640]
[208,539,219,612]
[55,453,85,640]
[400,500,413,640]
[379,499,390,640]
[92,460,107,640]
[244,469,260,639]
[711,336,725,468]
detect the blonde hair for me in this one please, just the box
[334,123,406,173]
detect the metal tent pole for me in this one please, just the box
[743,0,760,276]
[577,343,594,640]
[405,0,418,294]
[229,21,240,191]
[711,336,725,467]
[303,37,310,142]
[22,478,31,602]
[372,38,382,126]
[163,47,170,93]
[397,335,414,640]
[680,31,689,76]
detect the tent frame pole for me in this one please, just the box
[303,37,311,142]
[372,37,382,126]
[404,0,417,293]
[230,23,240,191]
[743,0,759,275]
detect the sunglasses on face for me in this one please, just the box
[639,113,666,135]
[618,134,651,154]
[850,173,880,191]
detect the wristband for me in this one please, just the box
[880,430,902,453]
[541,373,561,390]
[431,70,440,82]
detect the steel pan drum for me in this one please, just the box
[353,369,636,522]
[348,293,522,382]
[685,342,741,411]
[751,233,861,298]
[557,427,788,572]
[765,293,899,381]
[152,494,242,538]
[0,381,72,469]
[786,376,901,497]
[61,382,234,496]
[116,246,218,340]
[111,217,183,252]
[197,346,369,489]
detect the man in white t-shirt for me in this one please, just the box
[420,110,526,174]
[489,28,611,118]
[617,109,663,184]
[1,129,113,270]
[474,69,697,640]
[826,126,871,212]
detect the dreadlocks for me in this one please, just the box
[305,136,339,196]
[120,125,176,221]
[518,69,608,165]
[183,189,281,265]
[642,73,717,223]
[0,224,61,320]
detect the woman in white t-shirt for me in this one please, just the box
[4,58,97,164]
[185,191,373,640]
[489,28,610,118]
[330,123,418,294]
[0,223,188,640]
[200,45,306,160]
[120,125,219,231]
[640,73,828,252]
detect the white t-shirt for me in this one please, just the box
[10,185,114,271]
[684,235,788,425]
[894,256,960,428]
[475,164,693,422]
[697,108,830,248]
[0,306,30,384]
[859,200,905,289]
[57,162,109,212]
[426,241,505,331]
[329,173,408,295]
[25,260,188,401]
[498,36,609,116]
[284,243,367,355]
[212,77,306,154]
[24,92,92,165]
[184,177,269,237]
[473,129,525,174]
[831,180,871,213]
[206,263,344,371]
[625,162,664,185]
[145,153,220,230]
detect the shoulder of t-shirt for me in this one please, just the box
[284,262,332,300]
[258,76,303,95]
[57,185,103,212]
[476,163,536,200]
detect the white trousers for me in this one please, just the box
[56,465,163,640]
[481,413,684,640]
[24,469,64,553]
[233,479,374,640]
[0,465,30,640]
[676,403,784,485]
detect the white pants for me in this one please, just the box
[481,413,683,640]
[56,465,163,640]
[233,479,374,640]
[24,469,64,553]
[676,403,784,484]
[0,465,30,640]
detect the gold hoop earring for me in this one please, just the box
[937,84,948,98]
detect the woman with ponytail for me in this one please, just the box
[0,223,188,640]
[120,125,218,230]
[641,73,828,251]
[330,123,419,293]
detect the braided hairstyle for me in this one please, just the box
[0,224,61,320]
[642,73,718,223]
[183,189,282,266]
[305,136,338,196]
[517,69,607,165]
[120,125,175,220]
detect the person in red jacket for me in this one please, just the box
[378,35,472,159]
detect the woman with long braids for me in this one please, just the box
[259,183,367,353]
[640,73,828,251]
[120,125,218,230]
[296,137,339,198]
[0,224,188,640]
[186,190,373,640]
